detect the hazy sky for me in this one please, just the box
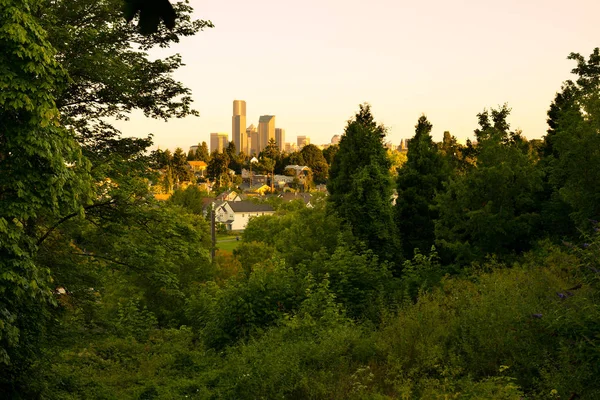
[115,0,600,150]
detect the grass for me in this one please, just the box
[216,234,242,253]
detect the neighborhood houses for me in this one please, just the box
[211,200,276,231]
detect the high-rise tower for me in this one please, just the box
[210,132,229,153]
[258,115,275,154]
[275,128,285,152]
[232,100,247,154]
[297,135,310,149]
[247,124,258,155]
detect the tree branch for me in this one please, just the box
[36,199,116,246]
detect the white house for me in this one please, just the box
[214,201,275,231]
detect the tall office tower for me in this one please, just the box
[232,100,247,155]
[258,115,275,154]
[210,132,229,153]
[246,124,258,155]
[275,128,285,152]
[297,135,310,149]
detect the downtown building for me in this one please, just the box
[297,135,310,149]
[232,100,247,154]
[275,128,285,152]
[258,115,275,154]
[210,132,229,153]
[247,124,258,155]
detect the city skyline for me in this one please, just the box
[110,0,600,151]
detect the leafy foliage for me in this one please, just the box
[0,0,92,390]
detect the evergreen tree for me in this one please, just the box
[435,106,543,263]
[207,151,230,189]
[322,144,339,166]
[540,49,600,232]
[197,141,211,162]
[328,104,400,264]
[172,147,191,184]
[395,115,448,258]
[300,144,329,184]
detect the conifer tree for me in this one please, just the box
[395,115,448,258]
[541,49,600,232]
[435,106,543,262]
[328,104,400,264]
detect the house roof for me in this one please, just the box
[279,192,311,204]
[239,182,269,191]
[228,201,274,213]
[285,165,310,171]
[216,189,238,200]
[188,161,207,168]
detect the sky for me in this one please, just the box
[114,0,600,151]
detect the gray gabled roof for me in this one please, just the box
[228,201,274,213]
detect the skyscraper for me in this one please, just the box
[232,100,247,155]
[258,115,275,154]
[247,124,258,155]
[275,128,285,152]
[210,132,229,153]
[297,135,310,149]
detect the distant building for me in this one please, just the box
[275,128,285,152]
[189,145,199,154]
[297,135,310,149]
[210,132,229,153]
[247,124,258,155]
[258,115,275,154]
[398,138,409,152]
[284,142,297,153]
[232,100,247,155]
[331,135,340,145]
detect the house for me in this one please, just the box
[279,192,312,207]
[238,182,271,196]
[216,189,241,202]
[284,165,311,182]
[273,174,294,189]
[213,201,275,231]
[285,165,310,177]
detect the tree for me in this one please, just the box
[40,0,213,145]
[123,0,176,35]
[387,148,407,176]
[261,138,280,160]
[300,144,329,184]
[207,151,230,189]
[0,0,91,391]
[322,144,339,166]
[196,141,211,162]
[260,157,276,193]
[439,131,466,173]
[541,49,600,232]
[395,115,448,258]
[172,147,192,184]
[435,106,543,263]
[328,104,400,264]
